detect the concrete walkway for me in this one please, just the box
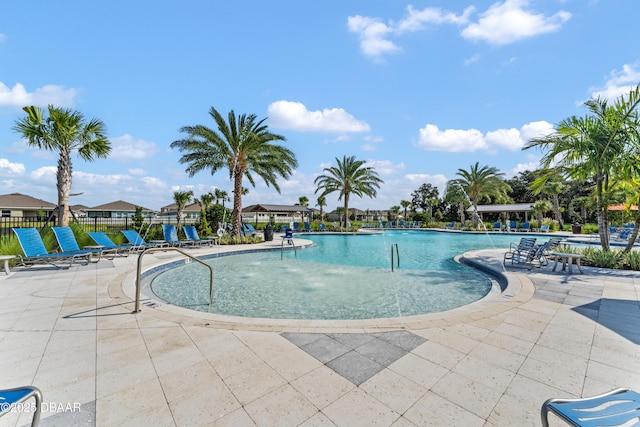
[1,239,639,426]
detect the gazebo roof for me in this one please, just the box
[467,203,533,213]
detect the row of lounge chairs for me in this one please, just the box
[503,236,563,270]
[11,225,217,269]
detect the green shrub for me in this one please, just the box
[622,250,640,270]
[583,247,622,268]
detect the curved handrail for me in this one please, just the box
[391,243,400,271]
[133,247,214,313]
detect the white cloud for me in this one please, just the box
[30,166,57,182]
[347,15,400,60]
[464,54,480,66]
[361,144,377,152]
[0,82,78,108]
[347,1,568,60]
[508,161,540,177]
[415,120,553,153]
[0,158,25,176]
[128,168,146,176]
[108,134,158,161]
[268,100,371,133]
[365,159,404,176]
[461,0,571,45]
[396,5,473,33]
[588,64,640,101]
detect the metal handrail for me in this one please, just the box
[391,243,400,271]
[280,235,297,259]
[133,247,214,313]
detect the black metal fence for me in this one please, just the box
[0,216,199,240]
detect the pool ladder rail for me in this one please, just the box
[391,243,400,271]
[133,247,214,313]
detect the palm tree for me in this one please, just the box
[400,200,411,223]
[444,181,470,225]
[532,199,553,229]
[171,108,297,236]
[316,195,326,223]
[173,190,194,230]
[314,156,383,228]
[298,196,309,223]
[214,188,230,207]
[450,162,511,227]
[194,192,214,211]
[13,105,110,226]
[524,85,640,250]
[390,205,401,224]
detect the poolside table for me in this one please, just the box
[551,251,584,274]
[0,255,15,275]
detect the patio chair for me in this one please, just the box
[539,224,550,232]
[529,237,563,268]
[509,220,517,231]
[304,222,311,232]
[241,223,257,237]
[162,224,196,247]
[493,222,502,231]
[121,229,167,249]
[183,225,217,246]
[0,385,42,427]
[319,223,326,231]
[52,226,108,261]
[503,237,537,268]
[12,227,92,268]
[541,388,640,427]
[520,222,531,232]
[282,227,294,245]
[87,231,134,256]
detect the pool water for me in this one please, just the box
[150,230,521,320]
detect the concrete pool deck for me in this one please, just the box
[1,237,639,426]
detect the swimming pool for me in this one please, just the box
[150,230,524,320]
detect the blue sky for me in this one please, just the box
[1,0,639,212]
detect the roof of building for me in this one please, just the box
[242,204,311,213]
[86,200,155,212]
[0,193,56,209]
[160,202,202,213]
[467,203,533,213]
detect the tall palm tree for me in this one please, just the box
[314,156,383,228]
[450,162,511,227]
[444,182,470,225]
[532,199,553,229]
[524,85,640,250]
[171,108,297,236]
[400,200,411,223]
[298,196,309,223]
[173,190,194,230]
[194,192,214,210]
[316,195,326,223]
[214,188,230,207]
[13,105,110,226]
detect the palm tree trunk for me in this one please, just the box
[232,171,243,237]
[624,216,640,253]
[57,151,73,227]
[596,175,610,250]
[343,194,349,229]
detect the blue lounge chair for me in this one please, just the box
[52,226,107,261]
[87,231,134,255]
[509,221,517,231]
[183,225,217,246]
[520,222,531,232]
[445,221,456,229]
[319,223,326,231]
[304,222,311,232]
[493,222,502,231]
[282,227,294,244]
[541,388,640,427]
[12,227,92,268]
[121,229,167,249]
[539,224,550,232]
[162,224,196,247]
[0,385,42,427]
[51,227,109,261]
[241,223,257,237]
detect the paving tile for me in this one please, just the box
[291,366,355,409]
[322,388,400,427]
[224,362,287,405]
[403,390,485,427]
[360,368,427,413]
[327,350,384,386]
[244,384,318,427]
